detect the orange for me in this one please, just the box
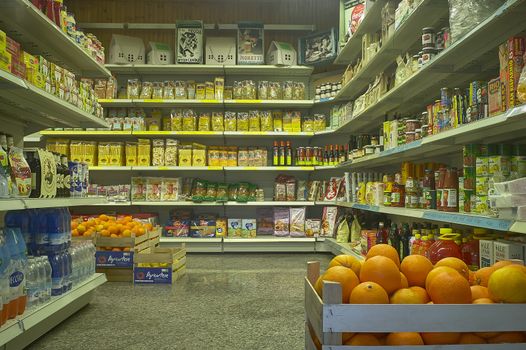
[122,247,131,252]
[349,282,389,304]
[493,260,514,269]
[425,266,458,291]
[400,272,408,288]
[345,334,381,346]
[390,288,427,304]
[108,226,119,235]
[100,229,110,237]
[488,266,526,303]
[314,266,359,303]
[409,286,430,303]
[401,255,433,288]
[472,298,494,304]
[360,255,401,294]
[328,255,362,276]
[458,333,487,344]
[435,257,469,280]
[421,332,461,345]
[474,267,496,287]
[111,247,121,252]
[82,231,92,237]
[427,270,472,304]
[110,233,119,238]
[77,224,86,234]
[71,221,79,230]
[95,224,104,232]
[470,285,490,301]
[488,332,526,343]
[135,227,146,236]
[145,223,153,231]
[122,229,132,237]
[366,244,401,268]
[385,332,424,345]
[72,229,79,237]
[468,270,476,285]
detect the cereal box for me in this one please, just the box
[242,219,257,238]
[228,218,242,237]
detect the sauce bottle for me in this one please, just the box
[272,141,279,166]
[279,141,285,166]
[427,228,462,264]
[436,168,446,210]
[285,141,292,166]
[391,173,405,207]
[422,169,436,209]
[399,223,411,259]
[376,222,388,244]
[443,167,459,212]
[388,223,401,257]
[410,233,422,255]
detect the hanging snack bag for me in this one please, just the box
[9,147,31,197]
[321,206,339,237]
[305,219,321,237]
[336,215,350,243]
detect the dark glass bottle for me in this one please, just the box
[285,141,292,166]
[376,221,388,244]
[279,141,285,166]
[272,141,279,166]
[389,223,401,257]
[400,223,411,259]
[27,151,41,198]
[61,155,71,197]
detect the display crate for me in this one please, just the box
[133,246,187,284]
[305,261,526,349]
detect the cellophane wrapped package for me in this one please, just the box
[448,0,504,43]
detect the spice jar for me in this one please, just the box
[405,119,420,132]
[422,27,436,48]
[391,183,405,207]
[422,47,436,65]
[415,129,421,140]
[405,177,419,209]
[405,132,416,143]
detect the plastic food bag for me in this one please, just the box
[336,215,350,243]
[448,0,504,43]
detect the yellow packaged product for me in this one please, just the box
[224,86,233,100]
[137,139,151,166]
[0,30,5,51]
[214,77,224,100]
[178,145,192,166]
[125,142,138,166]
[162,116,171,131]
[152,139,165,166]
[249,110,260,131]
[182,109,197,131]
[302,116,314,132]
[273,111,283,131]
[219,147,229,166]
[216,218,227,237]
[313,114,326,132]
[196,83,205,100]
[170,109,183,131]
[198,113,211,131]
[260,111,273,131]
[0,49,11,73]
[69,141,83,163]
[205,81,215,100]
[46,139,69,157]
[192,144,207,166]
[283,111,293,132]
[208,147,220,166]
[291,111,302,132]
[83,141,97,166]
[237,112,249,131]
[109,142,124,166]
[227,147,238,166]
[146,116,162,131]
[97,143,111,166]
[161,178,181,201]
[164,139,178,166]
[211,112,224,131]
[224,111,236,131]
[238,148,249,166]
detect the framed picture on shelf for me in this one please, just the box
[298,28,338,66]
[176,20,204,64]
[237,22,264,65]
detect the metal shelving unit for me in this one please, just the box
[0,0,110,78]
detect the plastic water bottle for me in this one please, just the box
[61,208,72,250]
[35,257,47,304]
[87,241,96,275]
[32,209,48,256]
[5,227,27,318]
[48,254,63,296]
[64,251,72,291]
[26,257,39,309]
[47,209,64,254]
[41,256,52,302]
[5,210,31,255]
[0,230,11,325]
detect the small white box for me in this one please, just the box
[479,239,494,268]
[266,41,297,66]
[147,42,173,65]
[109,34,145,64]
[205,37,236,65]
[494,240,524,262]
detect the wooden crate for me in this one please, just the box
[96,267,133,282]
[95,228,161,252]
[305,261,526,350]
[133,246,186,284]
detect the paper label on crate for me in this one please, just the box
[96,251,134,268]
[134,267,172,284]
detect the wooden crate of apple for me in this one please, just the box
[306,244,526,348]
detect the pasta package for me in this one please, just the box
[161,178,181,201]
[125,142,137,166]
[224,111,237,131]
[273,207,290,237]
[146,177,162,201]
[165,139,178,166]
[211,112,224,131]
[198,113,211,131]
[131,177,146,201]
[182,109,197,131]
[137,139,151,166]
[152,139,165,166]
[249,110,260,131]
[237,112,249,131]
[260,111,273,131]
[290,207,306,237]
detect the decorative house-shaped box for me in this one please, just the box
[147,41,173,65]
[109,34,145,64]
[237,22,264,65]
[206,37,236,65]
[176,20,204,64]
[266,41,297,65]
[298,28,338,66]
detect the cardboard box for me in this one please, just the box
[96,267,133,282]
[266,41,297,66]
[5,37,19,58]
[237,22,264,65]
[147,41,173,65]
[176,20,203,64]
[494,240,524,262]
[479,239,494,268]
[0,49,11,73]
[134,247,186,284]
[109,34,145,64]
[205,37,236,65]
[506,37,525,109]
[488,77,503,116]
[96,251,134,268]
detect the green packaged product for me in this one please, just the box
[237,182,250,202]
[191,179,207,202]
[216,183,229,202]
[205,182,218,201]
[248,183,257,201]
[228,183,238,201]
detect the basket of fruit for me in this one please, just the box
[305,244,526,349]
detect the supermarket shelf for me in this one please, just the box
[131,166,223,171]
[337,202,517,232]
[510,221,526,234]
[133,131,224,137]
[334,0,386,65]
[336,0,526,133]
[336,0,449,101]
[40,130,316,138]
[0,0,110,77]
[90,166,312,172]
[133,201,221,206]
[224,166,314,172]
[313,98,335,105]
[222,131,314,137]
[89,166,132,171]
[0,70,109,131]
[224,201,315,206]
[97,99,134,108]
[0,197,109,211]
[160,237,223,253]
[223,99,314,108]
[223,236,316,252]
[105,64,225,76]
[0,273,106,349]
[323,238,365,261]
[223,65,313,77]
[40,130,131,137]
[90,201,132,207]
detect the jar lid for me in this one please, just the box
[422,27,435,31]
[405,119,418,123]
[421,124,429,128]
[405,131,416,135]
[415,128,422,132]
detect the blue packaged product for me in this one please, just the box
[68,161,81,197]
[48,254,63,296]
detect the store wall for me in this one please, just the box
[66,0,340,57]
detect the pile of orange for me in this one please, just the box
[72,214,154,251]
[313,244,526,346]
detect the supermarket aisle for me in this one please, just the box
[27,253,333,350]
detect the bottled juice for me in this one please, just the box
[427,229,462,264]
[410,233,422,254]
[418,235,428,256]
[461,228,492,271]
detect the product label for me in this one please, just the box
[391,192,401,204]
[436,189,443,208]
[63,174,71,190]
[96,251,133,268]
[444,189,458,208]
[134,267,172,284]
[9,271,24,287]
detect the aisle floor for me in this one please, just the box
[27,253,333,350]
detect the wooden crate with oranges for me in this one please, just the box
[305,244,526,349]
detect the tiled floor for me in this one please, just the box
[27,253,333,350]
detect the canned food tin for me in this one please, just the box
[422,27,436,47]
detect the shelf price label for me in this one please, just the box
[201,99,221,104]
[232,99,263,104]
[143,99,164,103]
[422,211,512,231]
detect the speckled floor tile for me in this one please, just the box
[26,253,333,350]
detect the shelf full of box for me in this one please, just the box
[0,0,110,78]
[0,70,109,132]
[334,0,386,65]
[38,130,320,139]
[98,98,315,109]
[334,0,526,134]
[0,273,106,349]
[332,201,526,234]
[315,104,526,171]
[335,0,450,102]
[88,166,315,172]
[104,64,314,78]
